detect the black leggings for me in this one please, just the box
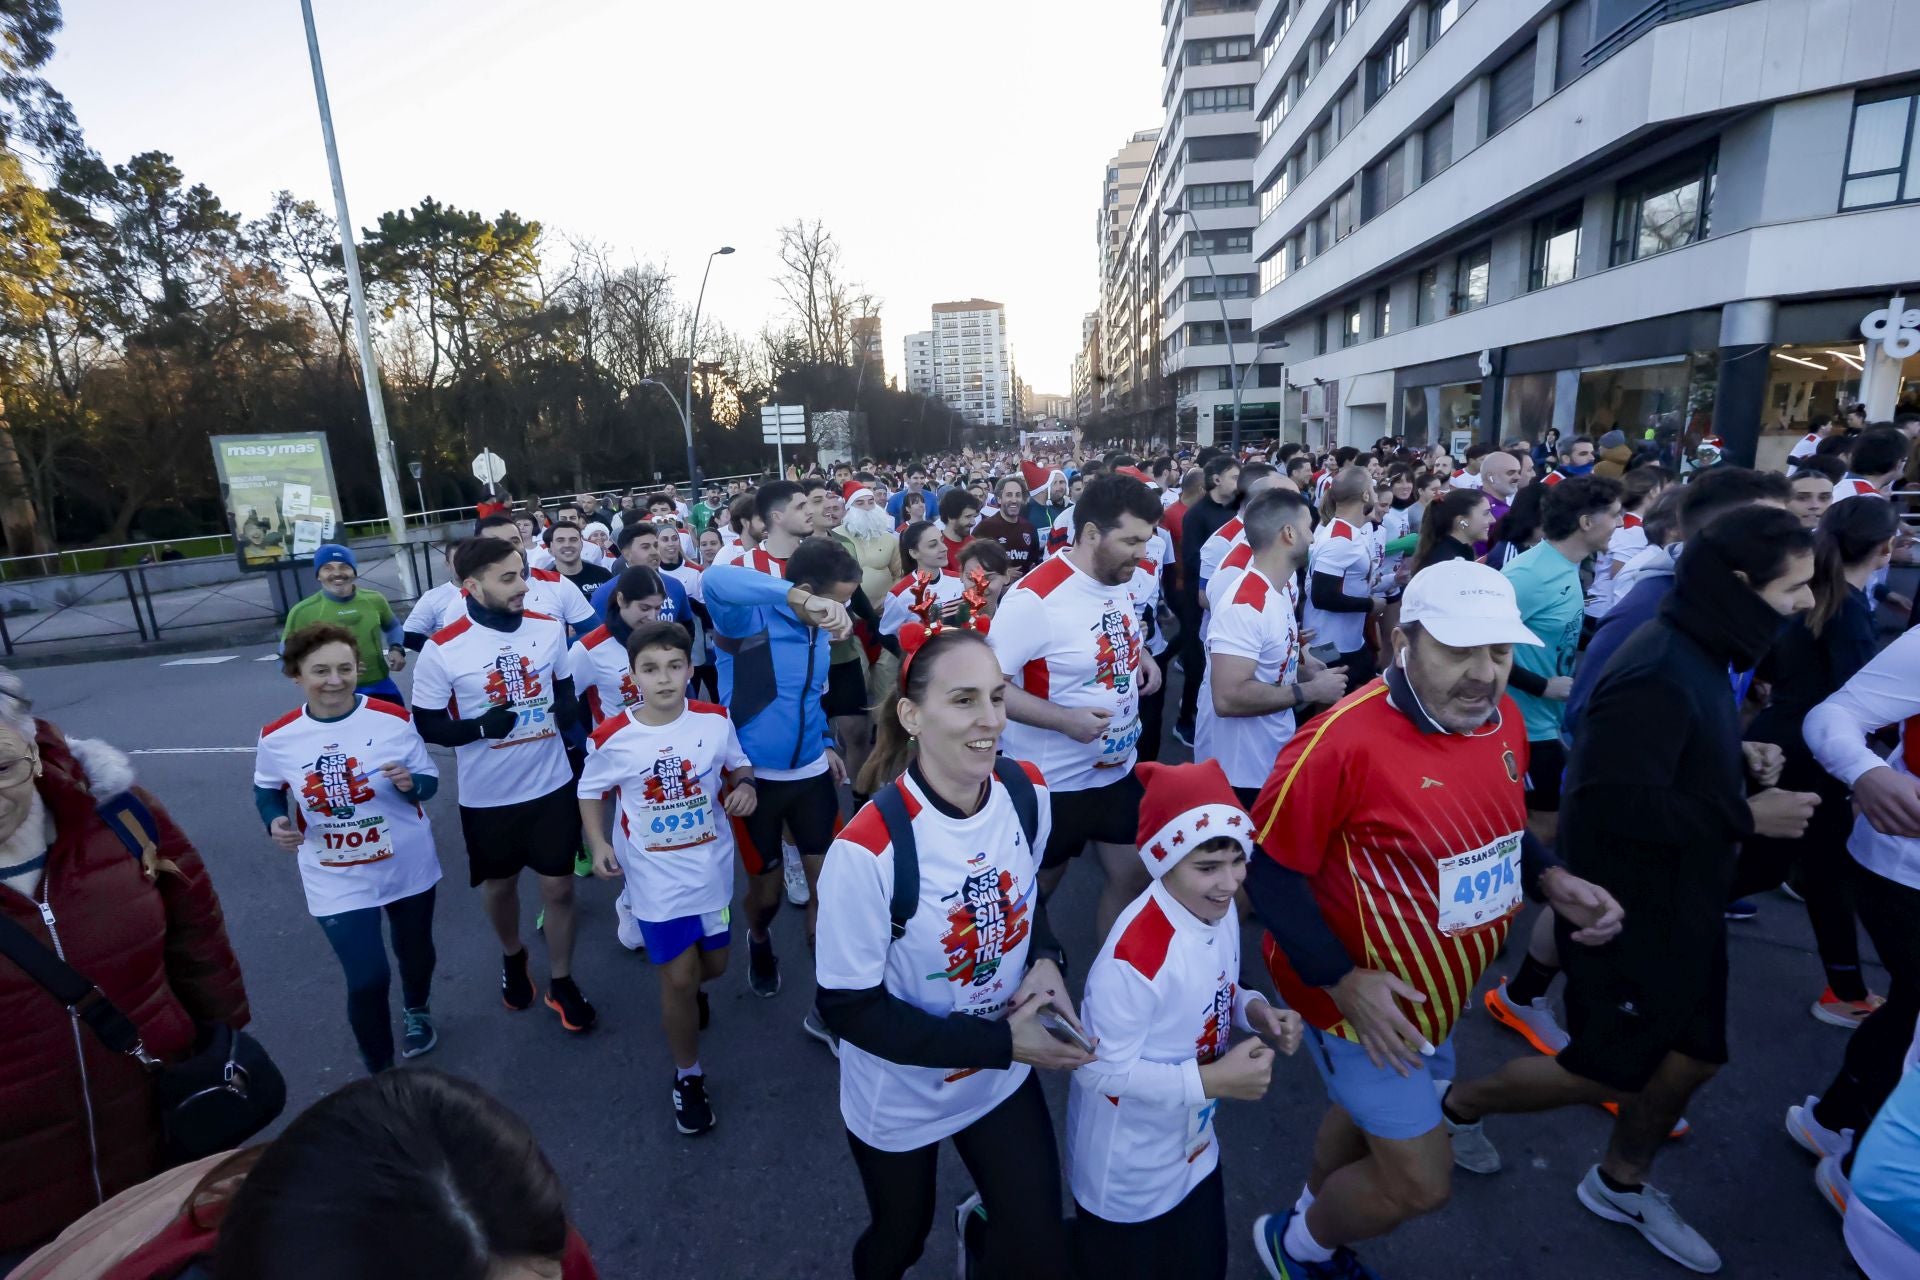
[1137,668,1169,764]
[1074,1166,1226,1280]
[1731,771,1865,998]
[1815,859,1920,1135]
[845,1072,1071,1280]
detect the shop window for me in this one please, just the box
[1529,204,1581,290]
[1611,149,1716,265]
[1841,88,1920,210]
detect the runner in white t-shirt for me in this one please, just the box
[814,629,1089,1279]
[1304,468,1384,690]
[473,514,597,636]
[410,535,596,1035]
[579,621,756,1137]
[568,565,667,727]
[1196,489,1346,801]
[1069,760,1301,1277]
[255,625,441,1073]
[989,473,1165,944]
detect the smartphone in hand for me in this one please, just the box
[1037,1006,1095,1054]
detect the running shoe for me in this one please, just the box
[1251,1211,1384,1279]
[1723,898,1758,921]
[544,976,597,1033]
[614,894,647,953]
[1811,987,1885,1029]
[802,1007,840,1057]
[1598,1100,1691,1139]
[748,934,781,998]
[1481,979,1569,1055]
[501,948,534,1012]
[1813,1153,1850,1218]
[1172,719,1195,749]
[1444,1111,1502,1174]
[672,1072,715,1136]
[1785,1095,1853,1161]
[573,847,593,878]
[783,847,811,908]
[1575,1166,1721,1274]
[697,989,711,1030]
[1777,880,1805,903]
[400,1006,437,1059]
[953,1192,986,1280]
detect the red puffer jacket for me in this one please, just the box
[0,721,250,1255]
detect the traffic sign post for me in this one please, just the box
[471,449,507,496]
[759,405,807,474]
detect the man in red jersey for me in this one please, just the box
[1246,560,1622,1280]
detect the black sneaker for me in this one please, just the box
[748,935,781,998]
[1172,719,1195,748]
[400,1006,437,1058]
[544,975,597,1032]
[501,949,534,1011]
[697,989,711,1030]
[672,1072,715,1135]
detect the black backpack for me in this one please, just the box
[872,757,1039,941]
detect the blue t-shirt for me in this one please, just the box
[1853,1031,1920,1248]
[1502,541,1585,742]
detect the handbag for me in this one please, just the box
[0,910,286,1162]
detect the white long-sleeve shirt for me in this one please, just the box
[1805,628,1920,891]
[1066,881,1267,1223]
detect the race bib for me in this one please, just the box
[642,794,716,852]
[1184,1098,1218,1163]
[1436,832,1523,935]
[1097,712,1142,766]
[313,813,392,868]
[499,693,556,747]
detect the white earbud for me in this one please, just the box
[1396,645,1408,670]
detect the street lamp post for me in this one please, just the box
[1175,209,1248,454]
[407,459,426,522]
[683,247,734,497]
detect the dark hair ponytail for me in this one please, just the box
[1807,497,1899,636]
[856,628,995,796]
[1412,489,1487,573]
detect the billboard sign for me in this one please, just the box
[210,432,343,572]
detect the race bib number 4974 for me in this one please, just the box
[1436,832,1523,935]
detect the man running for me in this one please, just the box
[410,535,596,1033]
[1303,468,1383,692]
[990,472,1164,943]
[1246,561,1621,1279]
[280,543,407,706]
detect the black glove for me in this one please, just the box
[476,704,519,740]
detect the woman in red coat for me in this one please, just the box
[0,685,250,1260]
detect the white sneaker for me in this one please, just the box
[1445,1113,1502,1174]
[1483,978,1570,1055]
[1576,1166,1721,1274]
[953,1191,984,1280]
[1814,1153,1851,1218]
[614,894,646,952]
[1785,1095,1853,1160]
[782,846,811,907]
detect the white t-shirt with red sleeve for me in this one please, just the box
[989,554,1147,793]
[575,702,747,921]
[253,696,440,917]
[1068,880,1266,1222]
[1195,566,1301,790]
[409,612,573,808]
[526,566,596,631]
[879,571,965,637]
[569,624,643,726]
[1303,518,1377,654]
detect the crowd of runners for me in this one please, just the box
[9,421,1920,1278]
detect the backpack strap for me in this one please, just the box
[992,757,1040,852]
[97,793,179,882]
[873,780,919,942]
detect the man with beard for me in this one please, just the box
[973,475,1040,577]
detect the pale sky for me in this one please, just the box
[47,0,1165,396]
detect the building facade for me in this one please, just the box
[1158,0,1285,447]
[1072,310,1100,422]
[850,314,886,384]
[1248,0,1920,465]
[903,330,935,397]
[929,300,1012,427]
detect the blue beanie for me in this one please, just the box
[313,543,357,572]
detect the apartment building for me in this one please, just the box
[903,330,935,396]
[930,300,1013,427]
[850,314,885,383]
[1248,0,1920,465]
[1158,0,1286,447]
[1073,310,1099,422]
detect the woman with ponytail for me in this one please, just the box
[1409,488,1492,575]
[1739,495,1899,1027]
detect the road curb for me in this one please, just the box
[1,626,281,671]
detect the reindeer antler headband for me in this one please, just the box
[897,569,993,691]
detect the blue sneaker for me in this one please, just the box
[1252,1211,1384,1279]
[1724,898,1758,921]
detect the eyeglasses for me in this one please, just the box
[0,754,37,785]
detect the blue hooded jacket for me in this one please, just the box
[702,564,834,772]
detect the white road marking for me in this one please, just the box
[130,747,255,754]
[161,655,238,666]
[255,653,280,662]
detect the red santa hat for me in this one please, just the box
[843,481,868,501]
[1134,760,1255,877]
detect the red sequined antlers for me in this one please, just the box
[898,570,991,689]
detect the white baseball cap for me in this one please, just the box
[1399,560,1543,648]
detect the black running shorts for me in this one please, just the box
[734,771,841,875]
[1555,917,1730,1093]
[1041,772,1145,870]
[459,783,583,886]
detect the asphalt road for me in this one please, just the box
[18,647,1874,1279]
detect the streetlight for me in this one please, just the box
[683,246,734,497]
[407,459,426,523]
[1173,208,1264,455]
[636,377,686,422]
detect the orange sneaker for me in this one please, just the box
[1482,979,1569,1056]
[1811,987,1885,1029]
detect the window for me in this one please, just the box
[1315,313,1329,356]
[1488,41,1536,137]
[1187,85,1253,115]
[1186,133,1257,162]
[1343,301,1362,348]
[1337,0,1359,35]
[1332,185,1357,242]
[1842,89,1920,209]
[1262,4,1294,65]
[1337,81,1362,141]
[1259,250,1288,294]
[1187,36,1254,65]
[1529,204,1581,290]
[1260,84,1292,143]
[1423,112,1454,180]
[1556,0,1594,89]
[1312,208,1334,255]
[1361,146,1406,221]
[1452,243,1491,313]
[1428,0,1461,44]
[1222,231,1251,254]
[1186,230,1250,258]
[1260,172,1289,218]
[1416,265,1440,324]
[1368,24,1411,104]
[1611,150,1716,264]
[1188,181,1253,209]
[1374,289,1392,338]
[1290,231,1308,272]
[1188,275,1253,302]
